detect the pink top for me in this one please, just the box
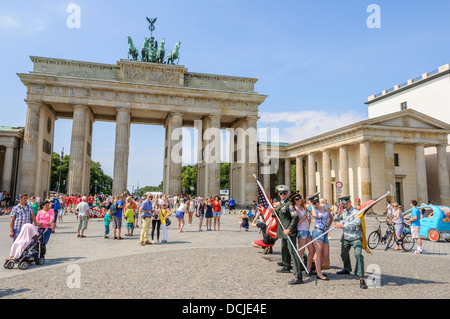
[36,209,54,229]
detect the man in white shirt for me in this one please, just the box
[76,196,90,238]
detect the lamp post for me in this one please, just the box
[57,147,64,194]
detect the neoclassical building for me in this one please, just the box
[0,126,23,198]
[258,109,450,214]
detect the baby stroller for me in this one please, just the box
[4,227,48,270]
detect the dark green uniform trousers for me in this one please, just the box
[281,235,302,279]
[340,238,364,278]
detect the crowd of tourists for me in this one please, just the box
[4,187,430,289]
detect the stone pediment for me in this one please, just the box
[365,109,450,130]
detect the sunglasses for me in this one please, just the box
[279,192,287,195]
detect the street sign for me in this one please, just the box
[336,181,343,189]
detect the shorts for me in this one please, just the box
[312,228,329,244]
[112,216,122,229]
[411,226,420,239]
[77,215,89,230]
[241,225,249,229]
[298,230,312,239]
[127,222,134,230]
[58,209,64,217]
[229,205,236,210]
[175,211,184,219]
[213,211,222,217]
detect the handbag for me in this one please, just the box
[166,217,171,226]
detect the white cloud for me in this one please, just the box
[0,14,46,35]
[0,15,20,28]
[259,109,367,143]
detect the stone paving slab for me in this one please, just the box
[0,212,449,299]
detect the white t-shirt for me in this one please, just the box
[77,202,90,216]
[296,207,311,231]
[177,203,187,212]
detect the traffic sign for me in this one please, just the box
[335,181,343,189]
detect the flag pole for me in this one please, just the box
[253,174,309,275]
[297,191,391,253]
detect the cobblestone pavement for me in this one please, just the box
[0,212,449,299]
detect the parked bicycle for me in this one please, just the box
[368,217,394,249]
[384,222,414,252]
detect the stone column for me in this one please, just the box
[360,141,372,203]
[166,112,183,195]
[205,115,221,197]
[437,144,450,206]
[295,156,304,196]
[19,100,41,195]
[339,146,349,196]
[2,145,16,193]
[307,152,316,195]
[322,149,332,202]
[415,144,428,205]
[277,160,285,186]
[284,158,291,192]
[385,142,396,202]
[245,116,258,204]
[112,108,131,195]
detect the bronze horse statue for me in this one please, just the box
[166,41,181,65]
[127,36,139,61]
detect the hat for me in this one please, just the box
[338,196,351,204]
[306,192,320,203]
[276,185,290,193]
[289,190,302,201]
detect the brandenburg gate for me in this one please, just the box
[17,56,267,205]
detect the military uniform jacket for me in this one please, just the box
[276,198,299,239]
[333,206,362,241]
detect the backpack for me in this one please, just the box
[111,202,118,215]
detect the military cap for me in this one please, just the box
[276,185,290,193]
[338,196,351,204]
[289,190,302,201]
[306,192,320,202]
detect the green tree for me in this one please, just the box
[50,152,113,195]
[220,162,229,190]
[181,164,197,195]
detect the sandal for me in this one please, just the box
[316,276,329,281]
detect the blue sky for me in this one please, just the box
[1,0,450,188]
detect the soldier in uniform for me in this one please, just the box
[275,185,303,285]
[333,196,368,289]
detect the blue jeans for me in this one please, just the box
[40,228,51,245]
[312,228,329,244]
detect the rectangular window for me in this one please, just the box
[394,153,399,167]
[315,162,318,172]
[401,102,407,111]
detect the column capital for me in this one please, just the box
[246,116,260,121]
[24,99,42,108]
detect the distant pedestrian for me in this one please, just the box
[160,202,172,243]
[104,211,112,239]
[139,194,153,246]
[76,196,90,238]
[197,197,205,231]
[175,199,187,233]
[213,196,222,231]
[36,200,54,245]
[391,202,404,251]
[187,195,195,227]
[151,202,161,243]
[228,197,236,214]
[125,203,135,237]
[238,211,249,231]
[112,195,124,240]
[408,200,423,254]
[9,194,37,242]
[205,197,213,231]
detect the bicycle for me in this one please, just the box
[384,222,414,252]
[368,217,394,249]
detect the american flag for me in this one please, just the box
[256,178,278,239]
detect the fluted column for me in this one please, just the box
[19,100,41,195]
[205,115,221,197]
[112,108,131,195]
[437,144,450,206]
[284,159,291,192]
[339,146,349,196]
[322,149,332,202]
[166,112,183,195]
[415,144,428,205]
[67,105,89,195]
[245,116,258,204]
[307,152,316,195]
[2,146,15,193]
[385,141,395,203]
[295,156,304,196]
[360,141,372,203]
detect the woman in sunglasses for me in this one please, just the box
[290,192,315,275]
[308,193,332,281]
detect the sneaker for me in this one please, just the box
[414,250,423,254]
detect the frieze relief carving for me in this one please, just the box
[122,67,182,86]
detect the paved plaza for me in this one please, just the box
[0,211,449,299]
